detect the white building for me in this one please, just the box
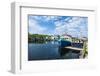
[60,34,72,41]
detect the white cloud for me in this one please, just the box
[29,19,46,34]
[29,16,59,22]
[64,17,71,22]
[29,16,88,38]
[68,19,73,23]
[42,16,59,21]
[29,16,41,20]
[54,21,64,27]
[54,17,88,38]
[72,17,80,21]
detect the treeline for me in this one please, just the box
[28,33,49,38]
[28,33,52,43]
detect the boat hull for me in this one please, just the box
[60,40,71,48]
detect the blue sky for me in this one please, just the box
[28,15,88,38]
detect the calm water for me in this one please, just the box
[28,41,80,61]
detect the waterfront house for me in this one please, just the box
[60,34,72,42]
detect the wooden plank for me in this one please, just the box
[64,46,83,51]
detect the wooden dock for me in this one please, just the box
[64,46,83,51]
[65,46,83,58]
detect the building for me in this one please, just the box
[60,34,72,42]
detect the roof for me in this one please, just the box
[62,34,72,37]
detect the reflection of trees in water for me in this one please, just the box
[28,37,52,44]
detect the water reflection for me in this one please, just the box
[59,48,80,59]
[28,41,80,60]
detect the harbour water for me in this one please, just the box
[28,41,81,60]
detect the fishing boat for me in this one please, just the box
[60,40,71,48]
